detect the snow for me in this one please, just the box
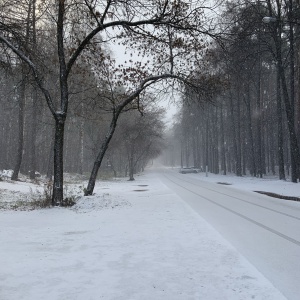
[178,170,300,199]
[0,180,43,195]
[0,169,13,179]
[0,171,288,299]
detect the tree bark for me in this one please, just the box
[256,52,263,178]
[11,76,26,181]
[128,154,135,181]
[245,87,256,176]
[229,92,241,176]
[29,0,37,180]
[288,0,298,180]
[236,91,242,176]
[276,63,285,180]
[46,136,54,180]
[220,103,227,175]
[29,86,37,179]
[52,116,65,205]
[85,114,118,196]
[51,0,69,204]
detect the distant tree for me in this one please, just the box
[170,0,300,182]
[264,0,300,182]
[119,105,165,181]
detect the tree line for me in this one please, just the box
[165,0,300,182]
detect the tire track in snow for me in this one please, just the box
[168,173,300,221]
[164,173,300,247]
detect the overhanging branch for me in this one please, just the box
[0,35,56,116]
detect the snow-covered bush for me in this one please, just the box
[0,169,13,180]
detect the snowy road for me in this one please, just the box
[159,169,300,300]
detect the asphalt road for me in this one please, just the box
[158,169,300,300]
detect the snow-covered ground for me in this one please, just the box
[173,168,300,199]
[0,171,291,299]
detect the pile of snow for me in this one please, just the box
[0,169,13,179]
[72,193,131,213]
[0,180,43,209]
[0,180,84,210]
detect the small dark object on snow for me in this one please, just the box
[255,191,300,202]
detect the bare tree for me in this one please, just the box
[119,105,165,181]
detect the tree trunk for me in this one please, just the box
[11,77,26,181]
[220,104,226,175]
[256,58,263,178]
[29,0,37,180]
[277,63,285,180]
[85,114,118,196]
[229,93,241,176]
[205,115,209,171]
[236,92,242,176]
[288,0,298,180]
[29,86,37,179]
[245,89,256,176]
[52,117,65,205]
[79,103,84,175]
[128,155,135,181]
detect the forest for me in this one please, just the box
[0,0,299,205]
[162,0,300,184]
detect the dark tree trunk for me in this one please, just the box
[288,0,298,180]
[236,93,242,176]
[11,77,26,181]
[85,114,118,196]
[29,86,37,179]
[180,140,183,168]
[205,116,209,171]
[220,104,226,175]
[256,61,263,178]
[277,63,285,180]
[192,129,197,167]
[213,107,219,174]
[296,0,300,146]
[79,104,84,175]
[52,117,65,205]
[50,0,69,205]
[245,89,256,176]
[128,155,135,181]
[46,143,54,180]
[229,93,241,176]
[29,0,37,180]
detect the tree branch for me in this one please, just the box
[0,34,56,116]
